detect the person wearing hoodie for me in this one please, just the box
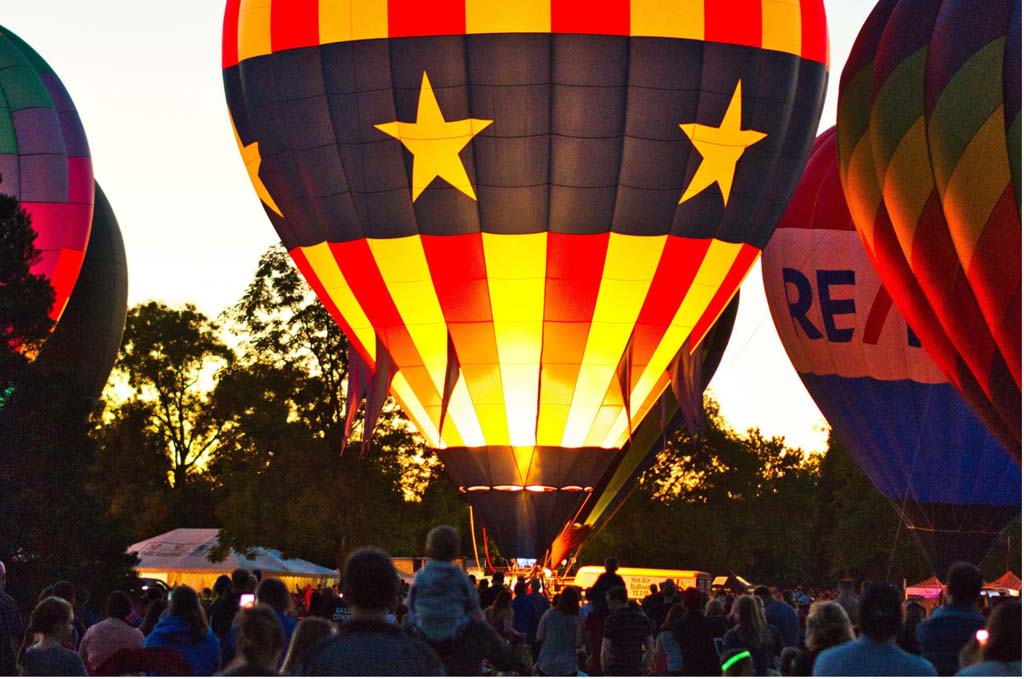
[407,525,482,642]
[144,586,221,676]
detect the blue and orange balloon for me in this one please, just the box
[764,129,1020,577]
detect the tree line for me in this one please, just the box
[2,216,1018,614]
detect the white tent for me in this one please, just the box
[128,528,338,593]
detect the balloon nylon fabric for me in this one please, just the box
[0,25,94,322]
[763,129,1020,577]
[223,0,828,556]
[836,0,1021,459]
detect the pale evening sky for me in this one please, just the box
[7,1,878,454]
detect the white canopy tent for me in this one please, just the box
[128,528,338,593]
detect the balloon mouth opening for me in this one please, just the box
[459,485,593,493]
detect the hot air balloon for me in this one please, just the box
[548,294,739,568]
[223,0,828,557]
[763,128,1021,577]
[35,183,128,405]
[836,0,1021,460]
[0,25,93,324]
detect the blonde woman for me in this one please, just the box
[790,601,853,675]
[721,595,783,676]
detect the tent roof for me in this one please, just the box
[906,576,944,598]
[128,529,337,579]
[985,571,1021,591]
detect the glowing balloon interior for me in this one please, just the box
[223,0,828,556]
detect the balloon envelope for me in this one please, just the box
[223,0,828,556]
[0,25,93,322]
[35,183,128,404]
[837,0,1021,458]
[764,129,1020,577]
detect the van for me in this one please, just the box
[572,566,712,601]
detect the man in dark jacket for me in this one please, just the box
[209,568,250,641]
[590,557,626,613]
[304,548,444,676]
[917,562,986,675]
[755,585,800,649]
[671,587,727,676]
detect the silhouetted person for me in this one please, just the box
[917,562,986,675]
[813,583,936,676]
[590,557,626,614]
[303,547,443,675]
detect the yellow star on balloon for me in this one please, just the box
[230,113,282,217]
[375,72,493,202]
[678,81,767,207]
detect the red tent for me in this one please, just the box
[906,576,944,599]
[984,571,1021,595]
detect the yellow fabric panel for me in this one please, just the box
[942,107,1009,271]
[761,0,802,57]
[630,0,704,40]
[483,233,547,447]
[466,0,551,34]
[844,135,883,257]
[319,0,390,43]
[390,372,441,446]
[562,233,666,449]
[627,239,742,429]
[603,371,670,449]
[237,0,273,62]
[880,116,931,263]
[299,243,376,362]
[368,236,482,448]
[512,446,539,485]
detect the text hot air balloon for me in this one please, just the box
[837,0,1021,459]
[223,0,828,557]
[764,129,1020,578]
[0,25,93,323]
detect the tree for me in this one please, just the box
[113,302,234,487]
[0,191,54,395]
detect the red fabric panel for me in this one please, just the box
[271,0,320,52]
[544,232,609,322]
[222,0,242,69]
[705,0,762,50]
[799,0,828,65]
[551,0,630,36]
[689,244,759,348]
[330,240,418,367]
[910,191,996,394]
[388,0,466,38]
[421,233,491,323]
[288,247,368,365]
[966,185,1022,388]
[861,283,894,346]
[630,237,712,385]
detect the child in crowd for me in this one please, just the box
[406,525,483,642]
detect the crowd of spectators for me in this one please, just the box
[0,536,1019,676]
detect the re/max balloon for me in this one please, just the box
[764,129,1020,578]
[0,25,93,323]
[837,0,1021,460]
[223,0,828,557]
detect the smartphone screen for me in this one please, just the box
[240,593,255,609]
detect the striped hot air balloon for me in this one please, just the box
[0,25,93,323]
[223,0,828,557]
[837,0,1021,460]
[764,129,1020,578]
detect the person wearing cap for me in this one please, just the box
[302,548,443,675]
[649,580,680,628]
[812,583,936,676]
